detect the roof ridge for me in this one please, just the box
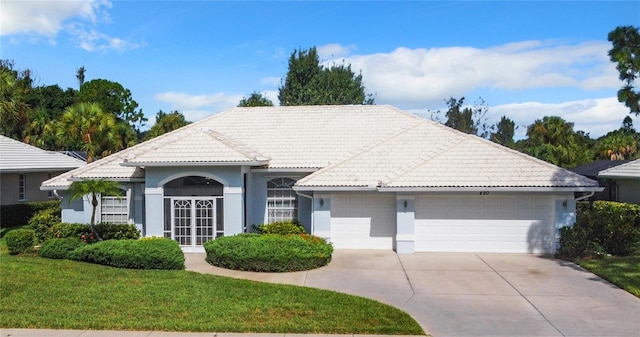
[202,128,270,161]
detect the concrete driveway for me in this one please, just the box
[185,251,640,337]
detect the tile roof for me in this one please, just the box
[43,105,600,191]
[0,135,85,172]
[598,159,640,179]
[569,160,631,177]
[296,120,598,189]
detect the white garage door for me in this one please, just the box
[330,193,396,249]
[415,195,554,253]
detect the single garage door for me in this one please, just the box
[330,193,396,249]
[415,195,554,253]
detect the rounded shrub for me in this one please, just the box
[29,208,62,243]
[38,238,86,259]
[69,237,184,270]
[204,233,333,272]
[43,223,140,242]
[5,229,36,255]
[254,221,306,235]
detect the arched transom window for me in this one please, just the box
[267,178,298,223]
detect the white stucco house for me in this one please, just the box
[598,159,640,204]
[42,105,601,254]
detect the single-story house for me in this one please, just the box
[1,135,85,206]
[598,159,640,204]
[42,105,601,254]
[569,160,631,202]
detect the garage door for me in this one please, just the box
[415,195,554,253]
[330,193,396,249]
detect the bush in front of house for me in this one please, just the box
[29,208,62,243]
[204,233,333,272]
[44,223,140,242]
[253,221,307,235]
[557,201,640,259]
[38,238,86,259]
[94,223,141,240]
[69,237,184,270]
[1,200,60,229]
[5,229,36,255]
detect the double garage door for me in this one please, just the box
[329,193,555,253]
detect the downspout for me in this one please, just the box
[575,191,595,202]
[296,190,314,235]
[53,190,63,201]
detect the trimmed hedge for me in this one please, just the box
[69,238,185,270]
[44,223,140,242]
[1,200,60,229]
[38,238,86,259]
[5,229,36,255]
[204,233,333,272]
[558,201,640,258]
[30,208,62,242]
[253,221,306,235]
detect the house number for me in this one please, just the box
[479,191,490,195]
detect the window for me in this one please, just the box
[100,190,128,224]
[18,174,26,200]
[267,178,298,223]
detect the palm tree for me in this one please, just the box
[67,179,122,241]
[55,102,123,162]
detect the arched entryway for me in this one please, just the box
[163,176,224,251]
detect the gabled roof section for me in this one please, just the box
[0,135,85,173]
[296,120,600,191]
[569,160,631,177]
[598,159,640,179]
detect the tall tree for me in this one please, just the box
[278,47,374,105]
[238,91,274,107]
[490,116,516,147]
[436,97,490,137]
[76,66,86,88]
[67,179,122,241]
[608,25,640,115]
[144,110,190,140]
[516,116,594,168]
[0,60,31,140]
[55,102,125,162]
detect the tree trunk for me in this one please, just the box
[90,195,103,241]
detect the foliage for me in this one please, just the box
[575,255,640,297]
[204,233,333,272]
[238,91,274,107]
[67,179,123,240]
[44,222,140,242]
[0,255,422,334]
[557,201,640,258]
[5,229,35,255]
[516,116,595,168]
[23,85,76,150]
[69,238,185,270]
[490,116,516,147]
[29,207,62,242]
[143,110,190,140]
[0,60,31,140]
[608,25,640,115]
[595,118,639,160]
[430,96,490,137]
[253,221,306,235]
[94,223,141,240]
[38,238,86,259]
[278,47,374,105]
[0,200,60,229]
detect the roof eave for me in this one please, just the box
[377,186,604,193]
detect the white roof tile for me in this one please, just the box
[598,159,640,179]
[0,136,85,172]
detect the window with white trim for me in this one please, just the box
[18,174,26,200]
[267,178,298,223]
[100,189,128,224]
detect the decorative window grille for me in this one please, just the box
[18,174,26,200]
[267,178,298,223]
[100,191,128,224]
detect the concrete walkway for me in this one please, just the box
[185,250,640,337]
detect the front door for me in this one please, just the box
[171,197,223,252]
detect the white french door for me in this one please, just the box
[171,197,223,252]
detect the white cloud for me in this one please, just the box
[334,41,618,109]
[260,76,281,87]
[317,43,357,59]
[154,91,244,122]
[1,0,143,52]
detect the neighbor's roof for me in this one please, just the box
[0,135,85,173]
[598,159,640,179]
[295,120,599,191]
[43,105,600,191]
[569,160,631,177]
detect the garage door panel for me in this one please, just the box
[415,195,554,253]
[330,193,395,249]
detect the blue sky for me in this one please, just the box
[2,0,639,139]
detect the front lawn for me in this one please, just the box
[575,254,640,298]
[0,243,423,334]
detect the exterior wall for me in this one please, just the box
[1,171,63,205]
[246,171,312,232]
[617,179,640,204]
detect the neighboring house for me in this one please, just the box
[42,105,601,254]
[598,159,640,204]
[1,135,85,205]
[569,160,631,202]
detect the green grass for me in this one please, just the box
[0,249,423,334]
[575,254,640,298]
